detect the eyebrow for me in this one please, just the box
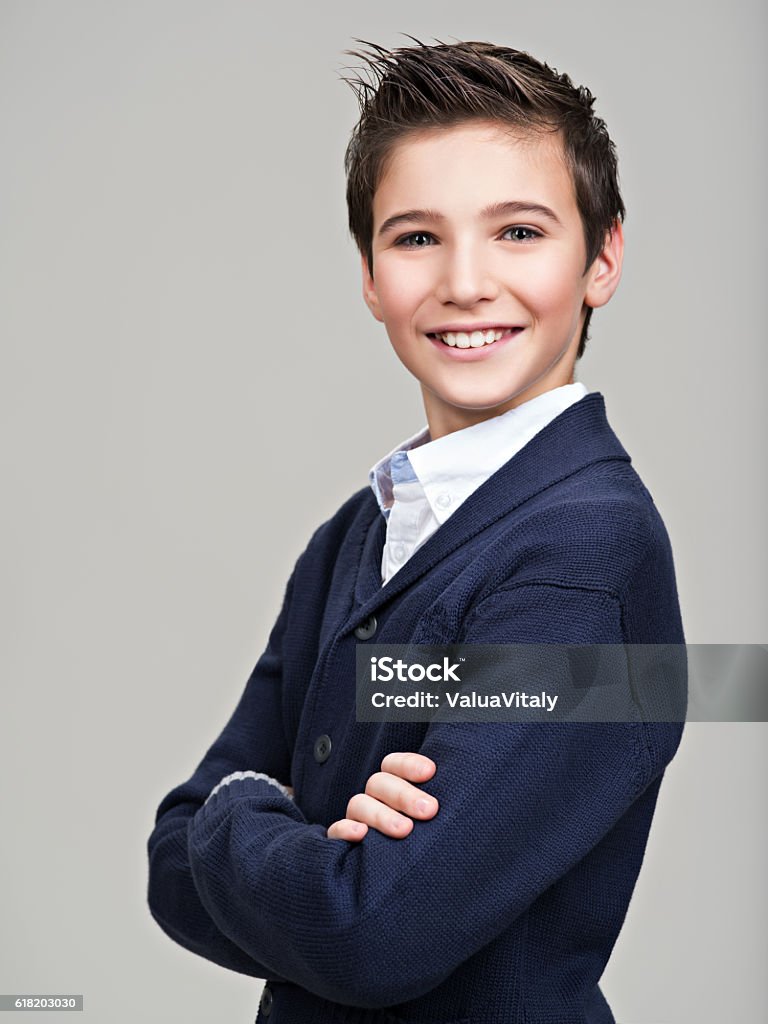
[377,200,564,238]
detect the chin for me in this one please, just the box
[445,389,530,411]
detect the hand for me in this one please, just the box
[326,752,439,842]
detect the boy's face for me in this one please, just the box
[361,120,623,439]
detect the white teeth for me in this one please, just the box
[435,328,508,347]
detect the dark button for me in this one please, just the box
[313,734,332,763]
[354,614,378,640]
[259,984,273,1017]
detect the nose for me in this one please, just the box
[434,240,500,307]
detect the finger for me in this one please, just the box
[380,751,437,782]
[327,818,369,841]
[362,773,438,822]
[346,791,415,837]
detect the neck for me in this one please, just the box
[421,378,575,442]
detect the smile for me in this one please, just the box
[427,327,523,348]
[426,327,525,362]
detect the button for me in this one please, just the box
[313,734,332,763]
[259,985,273,1016]
[354,615,377,640]
[393,543,406,562]
[436,491,452,510]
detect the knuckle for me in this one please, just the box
[365,773,385,794]
[347,793,365,815]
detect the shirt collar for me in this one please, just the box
[368,424,430,519]
[368,383,589,521]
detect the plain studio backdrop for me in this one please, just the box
[1,1,765,1021]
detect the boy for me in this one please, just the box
[147,38,686,1024]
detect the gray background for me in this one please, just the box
[1,0,765,1021]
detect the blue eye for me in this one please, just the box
[394,226,542,248]
[394,231,435,248]
[503,226,542,242]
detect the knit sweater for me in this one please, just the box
[146,392,686,1024]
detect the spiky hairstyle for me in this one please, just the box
[340,35,625,357]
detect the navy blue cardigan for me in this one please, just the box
[147,393,686,1024]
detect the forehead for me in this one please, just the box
[373,120,578,224]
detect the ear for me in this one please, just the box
[360,251,384,323]
[584,220,624,310]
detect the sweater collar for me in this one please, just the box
[368,383,589,525]
[352,391,631,616]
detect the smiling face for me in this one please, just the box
[361,120,624,439]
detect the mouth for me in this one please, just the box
[426,327,524,349]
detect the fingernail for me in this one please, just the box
[415,798,432,813]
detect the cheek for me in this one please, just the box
[374,259,431,320]
[518,261,584,320]
[378,288,422,328]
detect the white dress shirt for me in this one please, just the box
[368,383,589,586]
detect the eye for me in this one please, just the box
[503,225,542,243]
[394,231,435,248]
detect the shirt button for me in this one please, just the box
[393,543,406,562]
[259,984,273,1016]
[354,615,378,640]
[436,492,452,510]
[313,734,332,763]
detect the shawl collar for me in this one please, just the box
[350,392,630,622]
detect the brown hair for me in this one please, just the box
[340,35,626,357]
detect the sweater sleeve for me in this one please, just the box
[146,565,298,981]
[185,582,684,1008]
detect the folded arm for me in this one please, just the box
[185,582,684,1008]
